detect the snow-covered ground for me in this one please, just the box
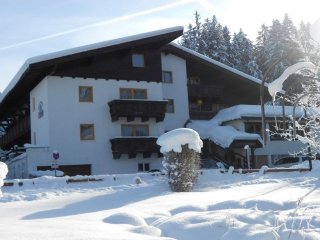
[2,162,320,240]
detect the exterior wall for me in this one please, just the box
[30,79,50,146]
[161,53,189,131]
[29,76,167,175]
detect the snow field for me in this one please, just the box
[0,161,8,196]
[1,162,320,239]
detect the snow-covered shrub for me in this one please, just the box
[163,144,201,192]
[135,176,142,185]
[157,128,202,192]
[0,161,8,196]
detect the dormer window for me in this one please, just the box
[132,53,145,68]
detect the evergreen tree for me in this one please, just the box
[231,29,261,77]
[222,26,232,65]
[255,24,270,77]
[200,15,230,64]
[263,15,303,81]
[298,21,320,64]
[180,11,202,52]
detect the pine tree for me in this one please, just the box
[180,11,202,52]
[222,26,232,66]
[200,15,229,64]
[298,21,320,64]
[231,29,261,77]
[263,15,303,81]
[255,24,270,77]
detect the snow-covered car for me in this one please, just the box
[273,156,310,168]
[200,159,226,169]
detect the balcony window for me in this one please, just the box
[80,124,95,140]
[120,88,147,99]
[245,123,262,137]
[162,71,173,83]
[132,53,145,68]
[188,76,200,85]
[121,125,149,136]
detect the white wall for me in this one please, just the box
[161,53,189,131]
[7,154,28,179]
[30,76,166,174]
[30,80,50,146]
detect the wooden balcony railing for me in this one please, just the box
[110,137,162,159]
[0,117,30,149]
[108,99,167,122]
[187,84,223,98]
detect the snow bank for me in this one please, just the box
[104,212,147,226]
[268,62,316,97]
[30,170,64,177]
[157,128,203,153]
[0,162,8,195]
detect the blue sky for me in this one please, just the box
[0,0,319,92]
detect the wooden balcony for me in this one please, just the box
[0,117,30,149]
[189,110,217,120]
[108,99,167,122]
[110,137,162,159]
[187,84,223,98]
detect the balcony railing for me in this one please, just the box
[109,137,162,159]
[187,84,223,98]
[189,110,217,120]
[108,99,167,122]
[0,117,30,149]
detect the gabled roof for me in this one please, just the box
[164,43,264,86]
[0,26,183,116]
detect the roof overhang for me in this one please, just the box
[0,26,184,119]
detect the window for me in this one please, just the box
[188,76,200,85]
[165,99,175,113]
[121,125,149,136]
[79,86,93,102]
[138,163,150,172]
[33,132,36,145]
[32,97,35,112]
[80,124,95,140]
[120,88,147,99]
[245,123,262,137]
[162,71,173,83]
[132,53,145,67]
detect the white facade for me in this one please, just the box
[23,53,190,176]
[161,53,189,131]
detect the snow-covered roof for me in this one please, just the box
[157,128,203,153]
[168,43,263,86]
[186,104,305,148]
[209,104,305,125]
[188,121,262,148]
[0,26,183,102]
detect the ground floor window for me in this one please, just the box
[138,163,150,172]
[121,124,149,136]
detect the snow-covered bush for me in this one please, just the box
[0,161,8,196]
[157,128,202,192]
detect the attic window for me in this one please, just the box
[132,53,145,68]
